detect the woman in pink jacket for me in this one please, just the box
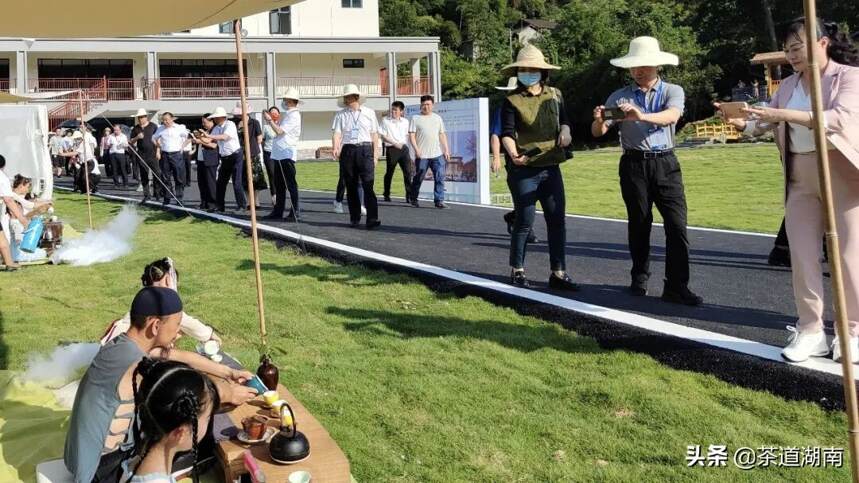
[719,18,859,363]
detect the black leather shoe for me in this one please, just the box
[548,273,581,292]
[629,280,647,296]
[411,199,420,208]
[435,202,448,209]
[349,221,361,228]
[383,195,392,202]
[262,213,283,220]
[511,271,530,287]
[661,284,703,306]
[768,247,791,267]
[366,219,381,230]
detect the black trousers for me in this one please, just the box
[197,163,218,208]
[109,153,128,186]
[74,161,100,193]
[619,152,690,288]
[383,146,413,199]
[340,144,378,223]
[271,158,300,216]
[159,151,185,202]
[263,150,275,197]
[216,150,247,210]
[183,151,193,187]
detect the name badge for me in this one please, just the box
[350,126,361,142]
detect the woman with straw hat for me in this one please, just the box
[263,87,303,221]
[591,36,702,306]
[500,44,579,291]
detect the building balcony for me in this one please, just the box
[0,79,13,92]
[143,77,268,100]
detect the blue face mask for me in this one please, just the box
[518,71,541,87]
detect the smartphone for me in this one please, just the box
[602,107,626,121]
[245,375,269,394]
[718,102,749,120]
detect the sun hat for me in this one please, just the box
[337,84,365,107]
[71,130,84,140]
[495,77,518,91]
[131,108,148,118]
[610,36,679,68]
[282,87,302,104]
[208,107,229,119]
[502,44,560,74]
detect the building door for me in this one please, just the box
[0,59,9,91]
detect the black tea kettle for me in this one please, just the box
[268,401,311,465]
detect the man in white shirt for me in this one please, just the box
[379,101,414,203]
[0,155,26,268]
[409,95,451,209]
[107,125,129,188]
[263,89,303,221]
[61,130,100,194]
[331,84,381,229]
[152,112,190,206]
[50,128,65,177]
[207,107,248,213]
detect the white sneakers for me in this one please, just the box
[333,201,344,214]
[833,336,859,364]
[781,326,859,363]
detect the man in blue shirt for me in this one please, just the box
[591,36,702,306]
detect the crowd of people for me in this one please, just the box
[7,24,859,480]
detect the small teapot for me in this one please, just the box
[268,401,310,465]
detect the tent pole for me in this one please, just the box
[234,19,268,348]
[78,90,93,229]
[802,6,859,482]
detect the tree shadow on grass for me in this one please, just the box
[235,260,389,287]
[331,306,601,355]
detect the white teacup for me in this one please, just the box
[203,340,220,356]
[288,471,311,483]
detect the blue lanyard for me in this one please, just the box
[633,81,664,114]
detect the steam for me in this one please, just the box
[22,343,99,389]
[52,205,142,266]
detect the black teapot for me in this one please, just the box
[268,401,311,464]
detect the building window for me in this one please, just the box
[159,59,247,78]
[37,58,133,79]
[342,0,362,7]
[219,22,234,34]
[343,59,365,69]
[269,7,291,35]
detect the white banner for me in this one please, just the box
[405,98,490,205]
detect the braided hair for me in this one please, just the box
[129,358,219,483]
[141,258,179,287]
[782,17,859,67]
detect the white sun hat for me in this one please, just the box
[610,36,679,68]
[495,76,518,91]
[502,44,560,74]
[282,87,302,104]
[338,84,365,107]
[131,108,148,118]
[208,106,229,119]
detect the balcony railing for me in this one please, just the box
[278,76,431,99]
[393,76,431,96]
[27,77,136,101]
[145,77,267,99]
[0,79,13,92]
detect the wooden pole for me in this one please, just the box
[233,19,268,348]
[802,7,859,481]
[77,90,93,229]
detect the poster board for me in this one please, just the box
[0,104,53,198]
[405,98,490,205]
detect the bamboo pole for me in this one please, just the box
[233,19,268,348]
[801,6,859,481]
[77,90,93,229]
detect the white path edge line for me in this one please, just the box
[60,187,847,379]
[299,188,777,239]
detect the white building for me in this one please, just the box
[0,0,441,156]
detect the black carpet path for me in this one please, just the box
[57,169,846,408]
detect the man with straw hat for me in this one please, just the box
[263,87,303,221]
[499,44,579,291]
[129,108,160,203]
[331,84,381,229]
[208,106,248,213]
[591,36,702,305]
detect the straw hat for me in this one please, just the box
[282,87,302,104]
[208,107,229,119]
[495,76,518,91]
[610,36,679,68]
[338,84,365,107]
[502,44,560,74]
[71,130,84,140]
[131,108,148,118]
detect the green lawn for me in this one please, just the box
[0,192,849,482]
[298,144,785,234]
